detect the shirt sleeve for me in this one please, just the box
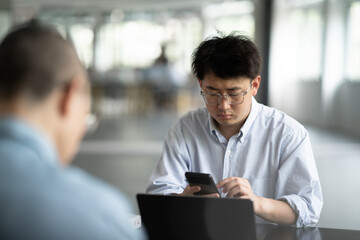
[276,128,323,228]
[146,120,191,195]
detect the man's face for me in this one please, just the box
[199,73,260,133]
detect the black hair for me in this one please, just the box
[191,32,262,80]
[0,19,81,102]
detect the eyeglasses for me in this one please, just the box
[85,112,99,136]
[200,83,251,105]
[84,88,99,136]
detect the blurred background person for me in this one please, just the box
[144,44,185,110]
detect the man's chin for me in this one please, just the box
[215,118,235,126]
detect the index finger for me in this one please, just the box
[217,177,237,188]
[217,177,250,188]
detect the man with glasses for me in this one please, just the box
[0,20,146,239]
[147,33,323,228]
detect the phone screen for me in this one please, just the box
[185,172,220,196]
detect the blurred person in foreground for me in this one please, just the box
[0,20,146,240]
[147,33,323,228]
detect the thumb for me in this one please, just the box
[189,185,201,193]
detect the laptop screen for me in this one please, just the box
[137,194,257,240]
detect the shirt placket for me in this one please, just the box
[222,137,237,194]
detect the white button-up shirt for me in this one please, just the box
[0,117,147,240]
[147,97,323,228]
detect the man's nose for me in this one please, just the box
[218,95,231,110]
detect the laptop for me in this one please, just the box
[137,194,257,240]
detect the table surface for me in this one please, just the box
[256,224,360,240]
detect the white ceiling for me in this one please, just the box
[11,0,226,11]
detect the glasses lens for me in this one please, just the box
[203,93,219,105]
[228,94,244,105]
[85,113,99,136]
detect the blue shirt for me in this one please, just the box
[147,98,323,228]
[0,116,147,240]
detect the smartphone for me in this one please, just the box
[185,172,220,196]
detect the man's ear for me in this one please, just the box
[251,75,261,96]
[58,77,80,117]
[198,79,202,88]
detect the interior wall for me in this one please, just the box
[272,80,360,139]
[278,81,324,126]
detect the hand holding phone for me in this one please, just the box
[185,172,220,196]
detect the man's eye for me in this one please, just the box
[228,93,240,97]
[209,93,218,97]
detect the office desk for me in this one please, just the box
[257,224,360,240]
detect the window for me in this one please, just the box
[95,12,202,73]
[70,24,94,69]
[96,21,163,71]
[346,1,360,81]
[288,7,324,81]
[202,1,255,37]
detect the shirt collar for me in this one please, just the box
[0,116,60,167]
[208,115,224,143]
[207,96,260,143]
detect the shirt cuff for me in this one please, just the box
[147,184,184,195]
[278,194,317,228]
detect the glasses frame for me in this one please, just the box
[200,83,252,105]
